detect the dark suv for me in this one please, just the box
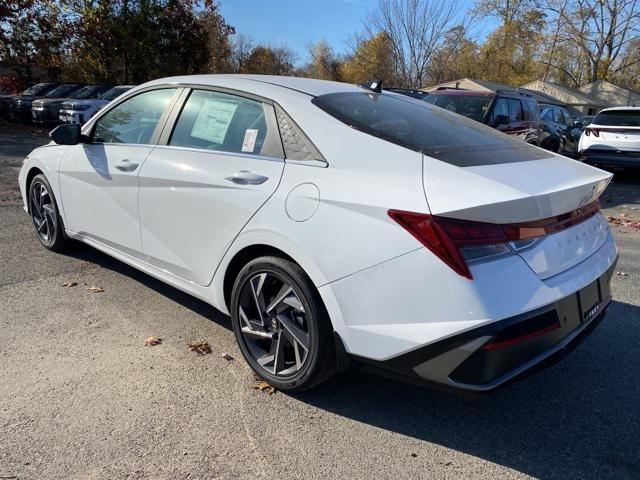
[424,88,544,146]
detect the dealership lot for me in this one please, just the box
[1,122,639,479]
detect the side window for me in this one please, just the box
[507,99,524,121]
[170,89,270,155]
[93,88,177,144]
[522,99,540,121]
[540,108,552,121]
[490,98,509,122]
[553,108,563,123]
[561,109,573,127]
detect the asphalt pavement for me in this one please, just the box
[1,123,639,479]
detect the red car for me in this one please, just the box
[424,88,544,147]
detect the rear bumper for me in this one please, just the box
[579,148,640,168]
[354,259,616,393]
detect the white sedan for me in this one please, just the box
[19,75,618,392]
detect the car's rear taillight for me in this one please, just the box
[585,128,600,137]
[388,201,600,280]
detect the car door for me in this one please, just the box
[58,87,180,256]
[137,88,285,285]
[560,107,579,155]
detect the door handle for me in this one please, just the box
[225,170,269,185]
[115,159,139,172]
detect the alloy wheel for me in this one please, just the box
[237,272,310,377]
[30,181,57,244]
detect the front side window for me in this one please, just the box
[93,88,177,144]
[169,90,269,155]
[490,98,509,122]
[507,99,523,121]
[423,94,491,122]
[522,99,539,121]
[313,92,549,167]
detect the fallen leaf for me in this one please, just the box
[607,216,640,229]
[78,260,90,267]
[252,380,275,395]
[188,341,211,355]
[144,336,162,346]
[616,271,630,277]
[61,281,78,287]
[221,352,234,361]
[86,286,104,293]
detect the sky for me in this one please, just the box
[219,0,490,65]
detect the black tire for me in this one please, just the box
[28,173,69,252]
[230,256,335,392]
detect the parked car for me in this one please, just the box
[424,88,545,146]
[539,103,582,156]
[59,85,135,125]
[574,115,595,129]
[32,84,113,125]
[20,75,617,393]
[578,106,640,170]
[0,82,60,119]
[9,83,84,122]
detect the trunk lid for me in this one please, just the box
[594,127,640,151]
[422,154,612,278]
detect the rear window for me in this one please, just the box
[423,94,491,122]
[594,110,640,126]
[313,92,549,167]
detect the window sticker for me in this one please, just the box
[241,129,259,152]
[190,99,238,144]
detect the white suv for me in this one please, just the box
[578,106,640,169]
[58,85,135,125]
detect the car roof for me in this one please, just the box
[428,89,494,97]
[143,74,363,98]
[598,106,640,112]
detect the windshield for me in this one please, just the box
[99,86,132,101]
[45,85,82,98]
[22,83,55,96]
[594,110,640,127]
[313,92,549,167]
[423,94,491,122]
[72,86,109,99]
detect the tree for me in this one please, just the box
[241,45,296,75]
[536,0,640,83]
[340,32,395,84]
[304,40,342,80]
[229,33,255,73]
[365,0,462,88]
[427,25,481,84]
[0,0,71,83]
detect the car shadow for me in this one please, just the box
[294,299,640,479]
[60,243,640,479]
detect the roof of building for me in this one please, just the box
[521,80,606,107]
[578,80,640,106]
[422,78,564,105]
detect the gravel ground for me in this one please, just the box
[1,122,639,480]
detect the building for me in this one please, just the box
[520,80,606,115]
[578,80,640,108]
[422,78,566,107]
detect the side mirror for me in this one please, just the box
[493,114,510,126]
[50,124,83,145]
